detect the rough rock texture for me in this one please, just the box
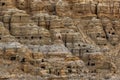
[0,0,120,80]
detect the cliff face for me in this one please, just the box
[0,0,120,80]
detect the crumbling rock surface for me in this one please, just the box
[0,0,120,80]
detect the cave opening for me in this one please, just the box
[2,3,5,6]
[21,58,25,63]
[10,56,16,61]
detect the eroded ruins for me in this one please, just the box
[0,0,120,80]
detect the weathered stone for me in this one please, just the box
[0,0,120,80]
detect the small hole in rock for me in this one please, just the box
[41,66,45,69]
[10,57,16,61]
[2,3,5,6]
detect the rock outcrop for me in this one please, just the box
[0,0,120,80]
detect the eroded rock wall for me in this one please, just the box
[0,0,120,80]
